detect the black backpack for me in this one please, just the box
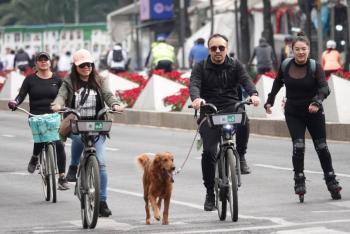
[281,57,316,75]
[112,49,123,62]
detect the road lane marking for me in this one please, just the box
[108,188,293,226]
[156,219,350,234]
[275,227,349,234]
[254,164,350,178]
[2,134,16,137]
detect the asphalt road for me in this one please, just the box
[0,110,349,234]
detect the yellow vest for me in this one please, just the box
[151,42,175,66]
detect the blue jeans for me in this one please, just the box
[70,134,108,202]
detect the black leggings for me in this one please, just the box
[285,110,334,175]
[33,140,66,174]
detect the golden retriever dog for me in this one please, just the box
[136,152,175,225]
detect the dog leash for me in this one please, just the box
[173,117,207,176]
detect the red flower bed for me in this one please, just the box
[152,69,189,86]
[163,88,189,111]
[117,86,144,108]
[117,71,147,85]
[116,72,149,108]
[254,71,277,84]
[333,68,350,81]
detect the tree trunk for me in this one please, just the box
[240,0,250,64]
[262,0,277,68]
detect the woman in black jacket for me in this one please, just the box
[264,32,342,200]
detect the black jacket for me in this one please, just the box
[189,56,258,111]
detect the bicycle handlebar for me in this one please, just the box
[15,106,66,117]
[59,107,122,120]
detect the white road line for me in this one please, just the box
[156,219,350,234]
[254,164,350,178]
[107,188,292,226]
[1,134,16,138]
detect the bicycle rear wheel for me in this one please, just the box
[83,155,100,229]
[39,150,50,201]
[46,144,57,203]
[227,149,238,222]
[215,156,227,221]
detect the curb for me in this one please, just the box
[0,100,349,142]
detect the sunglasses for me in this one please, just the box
[78,62,93,68]
[210,45,226,52]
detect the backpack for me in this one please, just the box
[281,57,316,75]
[112,49,123,62]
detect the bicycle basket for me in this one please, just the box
[28,113,61,143]
[71,120,112,134]
[208,112,245,127]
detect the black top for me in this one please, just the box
[190,56,258,111]
[266,58,330,114]
[15,73,62,115]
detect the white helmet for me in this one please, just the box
[326,40,336,49]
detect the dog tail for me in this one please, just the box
[136,153,153,170]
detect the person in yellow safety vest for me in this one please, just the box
[145,34,176,72]
[321,40,342,77]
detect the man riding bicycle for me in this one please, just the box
[189,34,260,211]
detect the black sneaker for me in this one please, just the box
[99,201,112,217]
[58,176,70,190]
[204,193,216,211]
[27,156,38,173]
[66,165,78,182]
[240,160,251,174]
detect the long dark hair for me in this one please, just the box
[70,63,101,91]
[292,32,310,49]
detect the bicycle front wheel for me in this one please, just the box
[83,155,100,229]
[215,156,227,221]
[46,144,57,203]
[39,150,50,201]
[227,148,238,222]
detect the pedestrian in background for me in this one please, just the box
[14,48,31,72]
[280,35,294,63]
[107,43,128,73]
[321,40,342,77]
[264,32,342,200]
[188,38,208,69]
[145,34,176,72]
[248,37,277,75]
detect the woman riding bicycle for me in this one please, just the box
[51,49,124,217]
[189,34,260,211]
[8,52,69,190]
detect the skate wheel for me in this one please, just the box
[331,193,341,200]
[299,194,304,203]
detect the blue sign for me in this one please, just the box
[140,0,173,21]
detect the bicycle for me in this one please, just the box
[62,107,119,229]
[15,107,60,203]
[192,100,251,222]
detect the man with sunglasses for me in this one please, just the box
[190,34,260,211]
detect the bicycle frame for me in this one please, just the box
[217,124,241,188]
[61,107,119,229]
[14,107,59,203]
